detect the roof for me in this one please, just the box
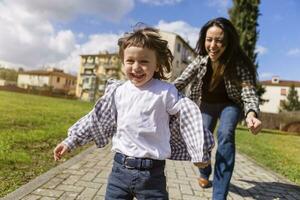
[18,70,76,79]
[260,80,300,87]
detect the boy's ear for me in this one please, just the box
[121,64,125,73]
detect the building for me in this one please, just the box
[0,79,17,86]
[17,68,76,95]
[76,52,122,101]
[260,76,300,113]
[159,30,197,81]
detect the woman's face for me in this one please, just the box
[205,25,226,63]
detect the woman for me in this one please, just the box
[173,17,262,200]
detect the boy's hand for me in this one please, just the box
[193,161,211,168]
[53,143,69,161]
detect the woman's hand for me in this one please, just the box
[245,112,262,135]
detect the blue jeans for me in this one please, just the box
[105,160,168,200]
[199,102,241,200]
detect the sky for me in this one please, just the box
[0,0,299,81]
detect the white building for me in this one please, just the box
[260,76,300,113]
[159,30,196,81]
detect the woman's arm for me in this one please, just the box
[239,66,262,134]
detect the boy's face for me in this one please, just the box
[123,46,158,87]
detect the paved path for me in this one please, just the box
[2,145,300,200]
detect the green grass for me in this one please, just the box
[236,128,300,185]
[0,91,93,197]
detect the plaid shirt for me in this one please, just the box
[174,55,260,116]
[63,79,214,163]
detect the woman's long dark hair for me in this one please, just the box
[195,17,257,85]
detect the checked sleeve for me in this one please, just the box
[63,80,120,150]
[178,97,214,163]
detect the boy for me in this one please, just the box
[54,26,214,200]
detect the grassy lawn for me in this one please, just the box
[236,128,300,185]
[0,91,93,197]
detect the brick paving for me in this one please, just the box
[2,144,300,200]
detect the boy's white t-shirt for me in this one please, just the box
[111,78,179,160]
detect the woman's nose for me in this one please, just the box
[211,40,217,48]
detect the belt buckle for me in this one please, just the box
[124,156,136,169]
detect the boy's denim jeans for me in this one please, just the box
[199,102,241,200]
[105,160,168,200]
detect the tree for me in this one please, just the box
[228,0,266,104]
[229,0,260,66]
[281,85,300,111]
[0,68,18,81]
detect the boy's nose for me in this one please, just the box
[132,63,142,72]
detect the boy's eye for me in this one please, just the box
[126,59,134,64]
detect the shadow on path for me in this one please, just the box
[230,179,300,200]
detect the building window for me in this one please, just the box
[281,88,287,96]
[181,47,190,64]
[177,43,181,53]
[57,77,60,83]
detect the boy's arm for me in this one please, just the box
[62,79,120,151]
[177,97,215,163]
[62,110,97,150]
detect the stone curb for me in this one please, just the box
[1,146,98,200]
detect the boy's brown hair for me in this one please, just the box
[118,24,173,80]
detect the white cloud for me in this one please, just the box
[156,20,199,48]
[0,0,134,71]
[255,45,268,55]
[49,31,77,55]
[287,48,300,56]
[13,0,134,22]
[138,0,182,6]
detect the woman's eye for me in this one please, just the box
[140,60,149,64]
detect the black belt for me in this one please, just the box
[114,152,165,170]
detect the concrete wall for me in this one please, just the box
[260,111,300,134]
